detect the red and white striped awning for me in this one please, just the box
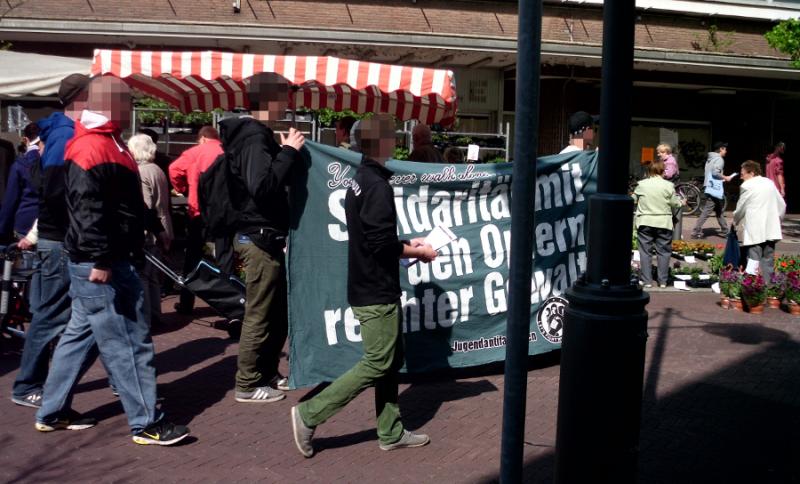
[91,49,457,126]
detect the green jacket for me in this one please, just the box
[633,176,682,230]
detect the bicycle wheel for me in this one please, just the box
[676,183,702,216]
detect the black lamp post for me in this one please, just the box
[499,0,542,482]
[554,1,650,483]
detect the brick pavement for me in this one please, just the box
[0,215,798,483]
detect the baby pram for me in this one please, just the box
[144,251,245,338]
[0,243,33,342]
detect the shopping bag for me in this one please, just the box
[704,178,724,199]
[722,227,740,269]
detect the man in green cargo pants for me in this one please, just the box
[291,115,439,458]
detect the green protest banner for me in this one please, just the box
[287,141,598,388]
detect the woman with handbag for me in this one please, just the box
[633,159,685,288]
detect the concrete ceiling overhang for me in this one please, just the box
[0,18,797,81]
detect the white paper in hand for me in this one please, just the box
[401,225,457,267]
[745,258,760,275]
[467,144,480,161]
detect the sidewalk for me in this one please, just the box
[0,215,798,482]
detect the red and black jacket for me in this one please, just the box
[64,116,146,268]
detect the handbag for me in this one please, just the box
[722,227,740,269]
[704,177,724,199]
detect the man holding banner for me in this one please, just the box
[291,114,438,458]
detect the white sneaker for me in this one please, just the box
[234,386,285,403]
[270,374,291,391]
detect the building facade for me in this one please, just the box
[1,0,798,198]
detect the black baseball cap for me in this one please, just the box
[568,111,599,135]
[712,141,729,152]
[58,73,92,106]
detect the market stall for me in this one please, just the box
[90,49,457,127]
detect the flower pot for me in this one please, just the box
[747,303,764,314]
[720,296,730,309]
[767,297,782,309]
[731,299,743,311]
[789,301,800,316]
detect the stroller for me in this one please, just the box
[144,251,245,338]
[0,243,33,342]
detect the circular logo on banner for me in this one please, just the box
[536,296,567,344]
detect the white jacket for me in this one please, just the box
[734,175,785,246]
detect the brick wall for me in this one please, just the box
[0,1,789,61]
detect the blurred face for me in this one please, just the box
[581,127,595,146]
[741,167,754,180]
[719,146,727,157]
[335,122,348,145]
[86,76,132,130]
[358,115,396,162]
[247,74,290,121]
[657,148,668,160]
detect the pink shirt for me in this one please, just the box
[766,154,784,193]
[169,139,223,218]
[662,154,679,180]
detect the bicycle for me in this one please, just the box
[674,178,703,216]
[629,174,703,216]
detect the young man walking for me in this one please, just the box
[692,142,733,239]
[34,76,188,446]
[11,74,91,408]
[291,114,438,458]
[217,72,304,403]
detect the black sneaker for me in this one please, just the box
[132,420,190,446]
[12,391,43,408]
[173,302,193,315]
[35,409,97,432]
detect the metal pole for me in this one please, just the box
[554,1,649,483]
[499,0,542,482]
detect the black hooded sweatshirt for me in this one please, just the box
[218,116,300,235]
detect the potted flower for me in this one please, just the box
[719,265,742,310]
[784,270,800,315]
[775,255,800,273]
[766,272,786,309]
[740,273,766,314]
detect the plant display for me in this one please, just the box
[740,273,766,308]
[766,272,786,299]
[393,146,410,160]
[631,229,638,251]
[785,271,800,303]
[775,254,800,273]
[135,96,217,126]
[709,253,724,275]
[672,240,695,255]
[719,265,742,299]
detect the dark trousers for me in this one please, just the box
[746,241,777,283]
[233,236,288,392]
[637,226,672,286]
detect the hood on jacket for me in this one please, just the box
[66,111,125,153]
[36,112,75,168]
[706,151,723,164]
[219,116,281,158]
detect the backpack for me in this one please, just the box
[198,152,244,238]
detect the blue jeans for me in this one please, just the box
[12,239,74,398]
[36,261,161,433]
